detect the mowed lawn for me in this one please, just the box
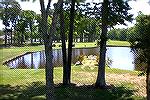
[0,40,130,65]
[0,41,146,100]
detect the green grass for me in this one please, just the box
[107,40,130,46]
[0,67,139,86]
[0,67,145,100]
[0,40,145,99]
[0,81,145,100]
[0,40,130,66]
[0,45,44,63]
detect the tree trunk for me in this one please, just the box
[21,31,24,45]
[44,43,54,100]
[146,63,150,100]
[39,37,42,44]
[58,0,68,85]
[80,33,83,42]
[95,0,108,88]
[30,23,33,45]
[4,29,7,47]
[10,29,13,45]
[40,0,54,99]
[67,0,76,84]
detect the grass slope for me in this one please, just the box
[0,40,145,99]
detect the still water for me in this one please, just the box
[6,47,136,70]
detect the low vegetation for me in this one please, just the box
[0,40,130,63]
[0,41,146,99]
[0,67,146,99]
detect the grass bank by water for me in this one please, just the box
[0,40,146,99]
[0,67,146,100]
[0,40,130,66]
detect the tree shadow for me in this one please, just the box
[0,82,144,100]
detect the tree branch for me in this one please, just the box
[46,0,51,14]
[39,0,45,13]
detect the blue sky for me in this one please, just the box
[0,0,150,29]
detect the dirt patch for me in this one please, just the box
[72,71,146,97]
[106,73,146,97]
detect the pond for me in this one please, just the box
[5,47,139,71]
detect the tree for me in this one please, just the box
[95,0,133,88]
[15,18,27,45]
[108,28,128,41]
[129,14,150,100]
[20,1,57,99]
[8,2,21,44]
[57,0,68,85]
[21,10,36,44]
[95,0,109,88]
[39,0,56,99]
[0,0,21,46]
[107,29,118,40]
[35,14,43,44]
[62,0,86,85]
[61,0,75,85]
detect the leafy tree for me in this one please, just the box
[57,0,68,85]
[15,18,27,45]
[35,14,43,43]
[118,28,128,41]
[129,14,150,100]
[60,0,85,85]
[108,28,128,41]
[0,0,21,46]
[21,10,36,44]
[95,0,133,88]
[20,0,56,99]
[66,0,76,85]
[39,0,55,99]
[107,29,118,40]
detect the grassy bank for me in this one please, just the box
[107,40,130,46]
[0,40,146,99]
[0,66,140,85]
[0,40,130,64]
[0,66,145,99]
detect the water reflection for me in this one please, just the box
[107,47,134,70]
[6,47,139,71]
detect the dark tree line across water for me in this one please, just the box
[0,0,135,46]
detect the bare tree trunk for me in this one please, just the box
[95,0,108,88]
[67,0,76,84]
[58,0,68,85]
[40,0,54,100]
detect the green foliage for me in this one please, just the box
[0,0,21,27]
[129,14,150,61]
[0,30,4,36]
[128,13,150,76]
[108,28,128,41]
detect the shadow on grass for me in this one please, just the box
[0,81,144,100]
